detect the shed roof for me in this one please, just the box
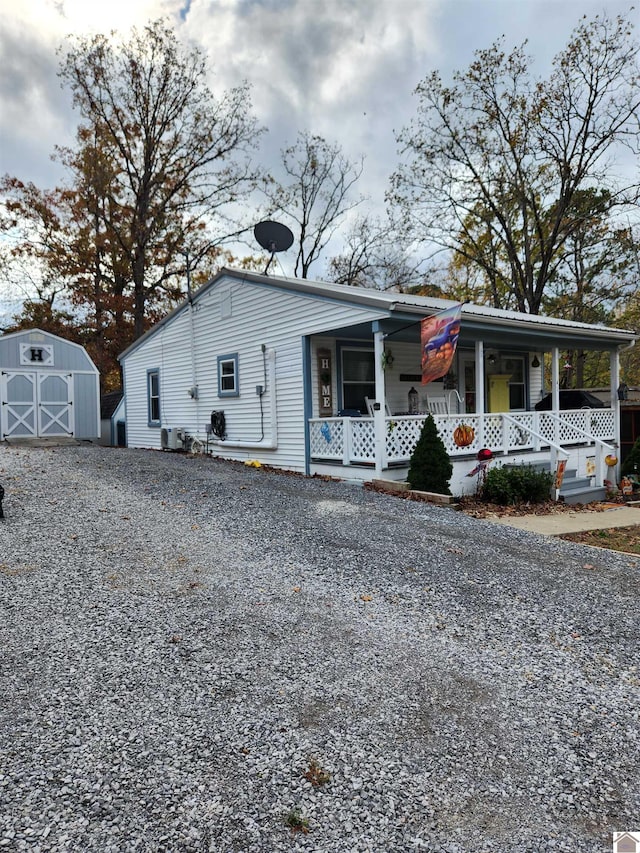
[100,390,123,420]
[0,327,99,372]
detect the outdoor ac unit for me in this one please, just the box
[175,428,188,450]
[161,427,179,450]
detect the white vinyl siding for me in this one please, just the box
[121,275,386,469]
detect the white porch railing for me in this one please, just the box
[309,408,615,467]
[536,411,616,491]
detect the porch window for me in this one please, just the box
[341,348,375,414]
[462,356,476,413]
[147,369,160,426]
[217,353,239,397]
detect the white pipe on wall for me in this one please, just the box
[210,347,278,450]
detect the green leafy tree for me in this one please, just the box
[407,415,453,495]
[389,11,640,315]
[618,232,640,385]
[543,190,638,388]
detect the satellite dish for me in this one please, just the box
[254,220,294,274]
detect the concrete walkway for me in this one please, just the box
[489,503,640,535]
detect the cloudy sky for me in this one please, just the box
[0,0,637,287]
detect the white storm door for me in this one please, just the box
[38,373,74,436]
[1,372,38,438]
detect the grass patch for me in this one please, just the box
[284,807,310,834]
[561,525,640,555]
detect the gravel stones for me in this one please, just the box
[0,445,638,852]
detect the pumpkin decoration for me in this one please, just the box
[605,454,618,467]
[453,423,475,448]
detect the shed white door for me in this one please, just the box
[1,371,74,438]
[38,373,74,436]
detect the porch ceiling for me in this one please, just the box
[314,321,378,340]
[314,315,628,352]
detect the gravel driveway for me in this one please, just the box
[1,444,638,853]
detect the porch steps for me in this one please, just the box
[558,479,607,505]
[503,462,606,505]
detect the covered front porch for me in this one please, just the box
[309,406,616,496]
[305,305,629,498]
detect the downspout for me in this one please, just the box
[210,348,278,450]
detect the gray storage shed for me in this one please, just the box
[0,329,100,441]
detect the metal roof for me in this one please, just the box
[240,270,636,339]
[119,267,637,360]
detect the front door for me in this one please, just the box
[1,372,73,439]
[487,374,512,413]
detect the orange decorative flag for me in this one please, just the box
[420,305,462,385]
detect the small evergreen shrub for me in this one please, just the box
[408,415,453,495]
[483,464,553,505]
[621,435,640,476]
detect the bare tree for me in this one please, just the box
[328,214,435,293]
[59,19,263,337]
[261,132,363,278]
[389,11,640,314]
[327,215,384,287]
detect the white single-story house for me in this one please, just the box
[118,268,636,499]
[0,328,100,441]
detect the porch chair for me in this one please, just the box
[426,396,449,415]
[364,397,392,417]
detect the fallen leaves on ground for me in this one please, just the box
[459,495,640,555]
[457,495,627,520]
[561,526,640,555]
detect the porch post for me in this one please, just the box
[610,348,621,476]
[373,325,386,479]
[475,340,485,447]
[551,346,560,446]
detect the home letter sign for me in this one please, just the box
[317,348,333,416]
